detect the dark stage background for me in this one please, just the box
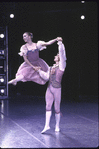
[0,2,98,101]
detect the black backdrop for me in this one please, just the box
[0,2,98,101]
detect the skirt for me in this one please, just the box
[16,58,49,85]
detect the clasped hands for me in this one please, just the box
[33,66,41,71]
[56,37,62,42]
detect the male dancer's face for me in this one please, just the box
[54,54,60,63]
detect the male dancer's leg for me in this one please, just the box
[53,87,61,131]
[45,86,54,111]
[41,86,54,133]
[53,87,61,113]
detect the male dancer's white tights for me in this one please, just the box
[41,85,61,133]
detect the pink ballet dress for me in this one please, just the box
[16,45,49,85]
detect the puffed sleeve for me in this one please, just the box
[37,40,47,51]
[18,45,28,56]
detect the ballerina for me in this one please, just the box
[8,32,62,85]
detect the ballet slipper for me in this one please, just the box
[55,127,60,132]
[8,79,17,86]
[41,126,50,134]
[41,111,52,134]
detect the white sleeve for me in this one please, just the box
[38,67,50,81]
[18,45,27,56]
[37,40,47,51]
[58,41,67,71]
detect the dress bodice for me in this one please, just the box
[27,48,39,62]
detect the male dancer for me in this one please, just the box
[38,39,67,133]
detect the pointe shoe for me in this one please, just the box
[8,79,17,86]
[55,127,60,132]
[41,126,50,134]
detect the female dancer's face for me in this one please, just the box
[23,33,31,43]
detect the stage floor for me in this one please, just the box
[0,95,98,148]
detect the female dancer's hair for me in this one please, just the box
[25,32,33,39]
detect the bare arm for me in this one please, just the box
[43,38,57,46]
[42,37,62,46]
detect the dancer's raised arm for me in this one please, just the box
[43,37,62,46]
[37,37,62,51]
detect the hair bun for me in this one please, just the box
[30,33,33,38]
